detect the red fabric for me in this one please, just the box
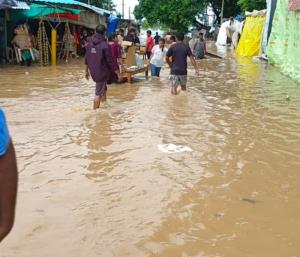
[108,42,121,69]
[146,36,154,52]
[74,31,79,45]
[289,0,300,10]
[48,13,79,21]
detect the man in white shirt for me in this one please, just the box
[150,38,168,77]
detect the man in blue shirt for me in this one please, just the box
[0,108,18,242]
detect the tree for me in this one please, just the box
[134,0,205,32]
[237,0,266,12]
[209,0,240,24]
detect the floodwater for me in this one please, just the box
[1,46,300,257]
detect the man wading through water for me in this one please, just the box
[85,24,121,109]
[166,32,199,95]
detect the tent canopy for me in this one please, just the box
[0,0,17,9]
[31,0,111,15]
[10,3,82,20]
[12,0,30,9]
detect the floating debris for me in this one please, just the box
[241,198,256,204]
[157,144,193,153]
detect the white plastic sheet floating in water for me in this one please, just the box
[157,144,193,153]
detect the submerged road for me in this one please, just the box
[0,46,300,257]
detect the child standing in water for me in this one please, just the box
[150,38,168,77]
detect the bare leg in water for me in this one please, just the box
[101,91,107,103]
[171,86,178,95]
[93,96,101,109]
[0,142,18,242]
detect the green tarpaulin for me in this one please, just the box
[10,3,82,20]
[267,0,300,82]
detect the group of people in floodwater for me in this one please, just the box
[85,25,205,109]
[0,25,206,243]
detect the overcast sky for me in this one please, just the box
[113,0,138,19]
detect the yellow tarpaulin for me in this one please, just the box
[236,16,266,57]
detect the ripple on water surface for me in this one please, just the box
[0,49,300,257]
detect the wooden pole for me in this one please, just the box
[4,10,7,49]
[51,28,57,66]
[221,0,225,23]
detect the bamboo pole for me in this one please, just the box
[51,28,57,66]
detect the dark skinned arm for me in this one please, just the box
[0,141,18,242]
[85,65,90,80]
[166,46,173,68]
[189,55,199,76]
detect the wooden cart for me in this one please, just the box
[121,41,149,83]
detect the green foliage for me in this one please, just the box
[237,0,266,12]
[140,19,152,30]
[134,0,266,30]
[210,0,240,21]
[134,0,205,32]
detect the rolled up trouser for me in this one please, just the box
[95,81,107,97]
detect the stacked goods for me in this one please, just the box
[37,21,49,66]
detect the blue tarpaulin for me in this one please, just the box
[107,14,119,34]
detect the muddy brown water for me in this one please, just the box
[0,46,300,257]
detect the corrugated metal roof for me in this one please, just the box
[31,0,110,15]
[0,0,17,9]
[12,0,30,9]
[79,2,110,15]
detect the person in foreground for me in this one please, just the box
[166,32,199,95]
[0,108,18,243]
[85,24,121,109]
